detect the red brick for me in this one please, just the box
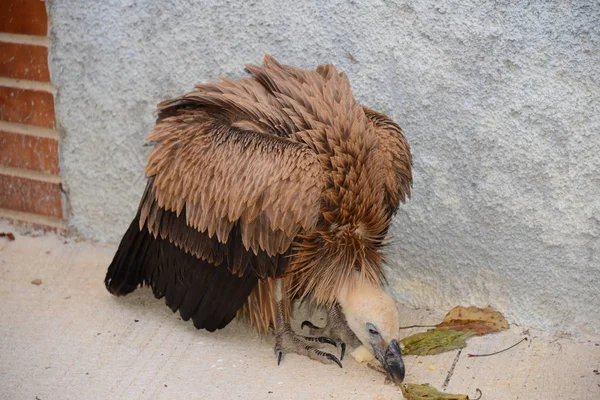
[0,131,59,174]
[0,87,55,128]
[0,42,49,82]
[0,174,62,218]
[0,0,48,36]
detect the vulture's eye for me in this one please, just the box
[367,323,379,336]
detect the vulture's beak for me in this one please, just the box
[373,339,405,385]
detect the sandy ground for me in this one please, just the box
[0,220,599,400]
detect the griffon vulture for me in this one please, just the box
[105,55,412,384]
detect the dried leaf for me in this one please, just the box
[437,306,509,335]
[401,383,469,400]
[400,329,476,355]
[31,279,42,286]
[0,232,15,241]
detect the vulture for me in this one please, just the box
[105,55,412,384]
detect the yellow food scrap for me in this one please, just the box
[350,345,375,362]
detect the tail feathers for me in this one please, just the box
[105,215,149,296]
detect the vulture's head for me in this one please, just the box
[338,279,405,384]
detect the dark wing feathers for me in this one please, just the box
[106,197,264,331]
[105,216,151,297]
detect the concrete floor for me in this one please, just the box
[0,220,599,400]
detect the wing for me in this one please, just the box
[105,98,324,331]
[143,106,324,258]
[362,106,412,213]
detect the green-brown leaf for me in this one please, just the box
[401,383,469,400]
[400,329,477,356]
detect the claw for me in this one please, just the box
[340,342,346,360]
[319,337,337,347]
[305,336,336,347]
[325,352,343,368]
[301,320,320,330]
[277,350,283,366]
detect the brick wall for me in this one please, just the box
[0,0,65,230]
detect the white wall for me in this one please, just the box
[47,0,600,335]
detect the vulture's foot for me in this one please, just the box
[301,303,361,360]
[274,323,342,368]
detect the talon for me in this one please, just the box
[325,353,343,368]
[277,350,283,365]
[340,342,346,360]
[316,336,337,347]
[301,320,319,330]
[301,335,337,347]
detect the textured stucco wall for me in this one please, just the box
[47,1,600,335]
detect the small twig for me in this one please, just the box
[398,324,438,330]
[472,388,483,400]
[442,349,462,390]
[366,362,386,375]
[467,337,528,358]
[366,362,392,385]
